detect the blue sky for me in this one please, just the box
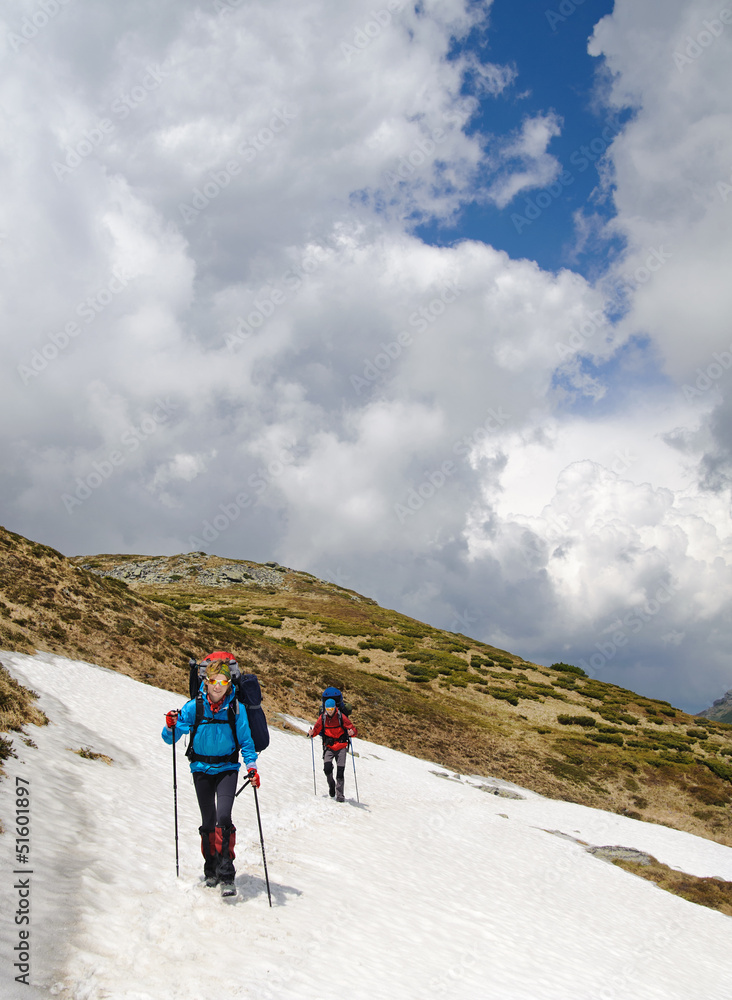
[2,0,732,713]
[419,0,622,276]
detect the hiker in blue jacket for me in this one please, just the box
[162,653,259,891]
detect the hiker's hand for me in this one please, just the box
[166,710,179,729]
[347,728,355,737]
[307,727,314,737]
[247,767,261,788]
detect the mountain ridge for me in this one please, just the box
[3,524,732,849]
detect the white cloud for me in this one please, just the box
[3,0,732,711]
[487,112,563,208]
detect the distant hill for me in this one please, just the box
[698,690,732,726]
[3,524,732,848]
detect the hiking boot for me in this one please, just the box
[336,792,345,802]
[216,824,237,885]
[200,826,220,886]
[327,778,336,798]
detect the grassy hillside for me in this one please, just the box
[3,525,732,852]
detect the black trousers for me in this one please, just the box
[192,769,238,828]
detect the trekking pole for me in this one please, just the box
[310,736,317,795]
[171,722,180,877]
[349,738,360,804]
[252,785,272,907]
[234,777,272,907]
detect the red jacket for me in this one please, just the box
[311,710,356,751]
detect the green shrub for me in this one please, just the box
[471,655,491,668]
[252,617,281,628]
[557,714,597,728]
[488,689,519,706]
[514,687,541,702]
[550,661,587,678]
[404,664,438,681]
[358,638,396,652]
[702,759,732,784]
[599,708,639,726]
[686,728,709,740]
[316,619,368,637]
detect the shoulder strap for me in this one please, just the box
[227,701,240,751]
[185,695,205,760]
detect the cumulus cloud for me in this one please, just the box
[2,0,732,710]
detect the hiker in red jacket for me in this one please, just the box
[308,698,356,802]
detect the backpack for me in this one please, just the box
[318,686,355,748]
[321,686,353,717]
[188,655,270,753]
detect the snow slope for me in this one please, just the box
[1,651,732,1000]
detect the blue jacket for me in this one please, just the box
[162,685,258,774]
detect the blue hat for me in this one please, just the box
[325,698,336,708]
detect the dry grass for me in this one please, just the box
[69,746,114,765]
[611,855,732,917]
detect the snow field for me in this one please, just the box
[1,651,731,1000]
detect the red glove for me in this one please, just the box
[166,710,179,728]
[247,767,261,788]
